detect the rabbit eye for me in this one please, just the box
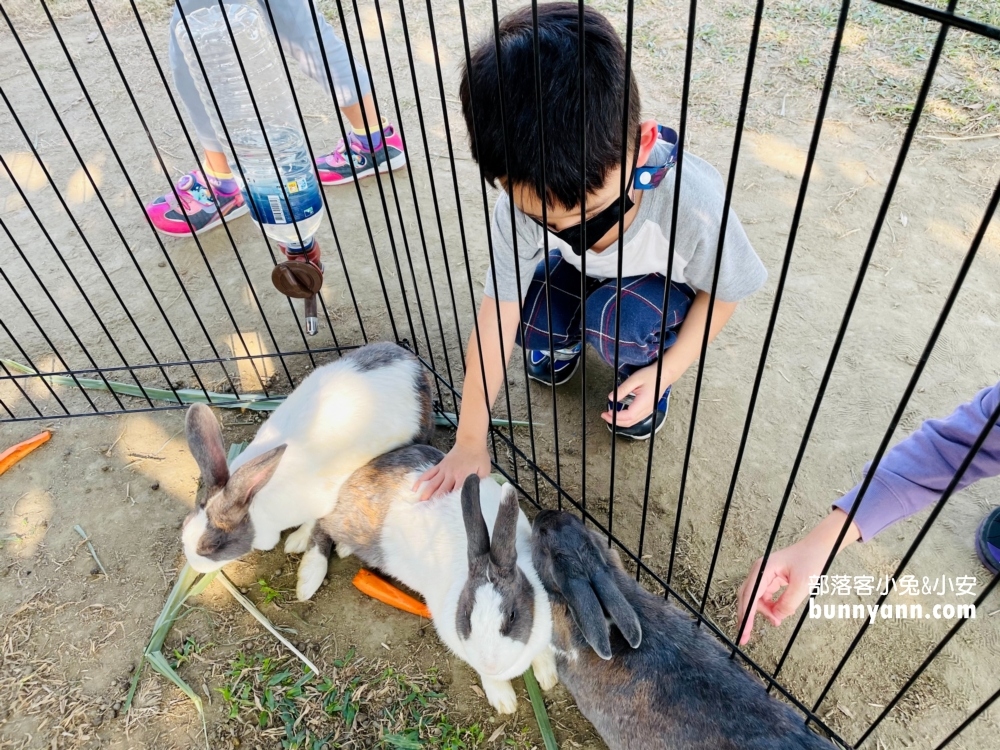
[502,610,516,634]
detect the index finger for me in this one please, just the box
[412,463,440,493]
[737,561,769,644]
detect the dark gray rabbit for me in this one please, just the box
[531,510,836,750]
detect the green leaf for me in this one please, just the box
[524,667,559,750]
[382,734,424,748]
[0,359,285,411]
[227,442,249,463]
[146,651,204,715]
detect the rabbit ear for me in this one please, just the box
[563,577,613,660]
[461,474,490,560]
[186,404,229,490]
[489,484,519,570]
[591,568,642,649]
[214,445,286,529]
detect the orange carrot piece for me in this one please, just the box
[352,568,431,619]
[0,431,51,476]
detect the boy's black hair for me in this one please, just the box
[459,2,641,210]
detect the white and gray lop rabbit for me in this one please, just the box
[531,510,836,750]
[180,342,434,597]
[299,445,557,714]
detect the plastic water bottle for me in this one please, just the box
[175,2,323,249]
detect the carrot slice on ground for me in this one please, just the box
[0,431,51,476]
[352,569,431,619]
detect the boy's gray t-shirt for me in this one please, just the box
[483,140,767,304]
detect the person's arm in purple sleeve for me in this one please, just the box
[737,381,1000,644]
[833,381,1000,540]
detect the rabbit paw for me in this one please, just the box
[532,647,559,691]
[296,545,329,601]
[481,677,517,714]
[284,521,315,554]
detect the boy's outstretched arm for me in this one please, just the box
[415,297,522,499]
[603,291,737,428]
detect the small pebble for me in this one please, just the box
[157,261,166,268]
[151,481,160,491]
[90,566,100,576]
[240,587,248,595]
[101,465,110,473]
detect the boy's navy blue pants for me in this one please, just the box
[517,249,695,378]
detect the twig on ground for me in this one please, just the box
[74,525,108,577]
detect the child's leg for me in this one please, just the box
[146,1,248,236]
[517,250,590,386]
[265,0,406,184]
[585,276,695,377]
[585,276,695,437]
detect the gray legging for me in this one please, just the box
[171,0,370,154]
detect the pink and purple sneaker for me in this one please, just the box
[315,122,406,186]
[145,171,248,237]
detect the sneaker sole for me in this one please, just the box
[607,409,669,441]
[320,151,407,186]
[526,355,580,387]
[153,202,250,237]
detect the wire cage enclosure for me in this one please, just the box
[0,0,998,747]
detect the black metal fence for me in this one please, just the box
[1,1,998,747]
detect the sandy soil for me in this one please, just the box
[1,0,999,748]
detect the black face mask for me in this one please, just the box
[530,176,635,255]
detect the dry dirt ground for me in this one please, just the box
[1,0,999,748]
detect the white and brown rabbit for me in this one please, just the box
[298,446,557,714]
[181,342,433,597]
[531,510,836,750]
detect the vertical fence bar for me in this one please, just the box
[45,1,223,403]
[0,266,80,414]
[486,0,543,504]
[394,0,467,385]
[456,0,522,490]
[733,0,959,655]
[331,0,420,350]
[422,0,500,466]
[346,0,439,369]
[528,1,565,506]
[636,0,696,571]
[699,0,852,614]
[305,0,401,345]
[257,0,350,349]
[371,0,455,411]
[174,0,318,371]
[129,0,298,389]
[667,0,766,591]
[605,0,639,543]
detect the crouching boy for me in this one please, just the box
[418,2,767,497]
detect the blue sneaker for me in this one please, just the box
[608,385,670,441]
[526,344,581,386]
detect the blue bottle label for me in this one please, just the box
[246,172,323,226]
